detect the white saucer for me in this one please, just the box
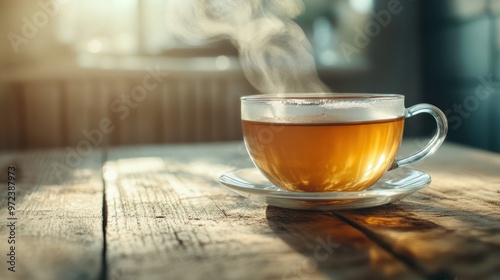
[219,167,431,210]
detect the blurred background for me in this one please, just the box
[0,0,498,152]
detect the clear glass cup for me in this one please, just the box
[241,93,448,192]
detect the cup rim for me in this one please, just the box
[241,93,404,101]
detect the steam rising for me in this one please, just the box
[166,0,330,93]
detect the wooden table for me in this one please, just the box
[1,140,499,280]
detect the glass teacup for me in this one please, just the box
[241,93,447,192]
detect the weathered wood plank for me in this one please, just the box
[104,142,422,280]
[1,140,496,279]
[0,149,103,280]
[337,141,500,280]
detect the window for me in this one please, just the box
[52,0,373,67]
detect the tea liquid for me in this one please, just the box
[242,118,404,192]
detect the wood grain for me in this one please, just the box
[337,141,500,280]
[0,140,498,280]
[104,143,422,280]
[0,149,103,280]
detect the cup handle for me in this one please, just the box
[389,104,448,170]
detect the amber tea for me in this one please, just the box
[243,118,404,192]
